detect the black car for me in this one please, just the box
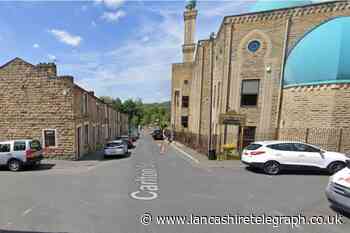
[152,130,163,140]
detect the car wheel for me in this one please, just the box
[263,161,280,175]
[327,161,346,174]
[8,159,22,172]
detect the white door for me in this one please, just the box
[293,143,324,168]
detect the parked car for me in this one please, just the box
[241,141,350,175]
[117,135,134,149]
[326,161,350,214]
[104,140,128,158]
[0,139,43,172]
[152,129,163,140]
[130,131,139,142]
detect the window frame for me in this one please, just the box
[240,79,260,107]
[42,129,57,148]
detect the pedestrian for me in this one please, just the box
[160,128,170,154]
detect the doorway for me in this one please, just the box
[77,127,81,160]
[238,126,256,151]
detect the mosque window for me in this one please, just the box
[247,40,261,53]
[181,116,188,128]
[182,96,189,108]
[241,80,259,107]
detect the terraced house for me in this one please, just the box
[0,57,129,160]
[172,0,350,155]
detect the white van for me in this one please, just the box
[0,140,43,171]
[326,162,350,214]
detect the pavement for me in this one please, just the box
[0,133,349,233]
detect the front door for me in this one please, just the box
[77,127,81,160]
[238,126,256,151]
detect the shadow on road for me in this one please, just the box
[245,166,330,176]
[330,205,350,219]
[0,230,68,233]
[0,163,55,172]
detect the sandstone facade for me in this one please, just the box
[0,58,128,159]
[171,1,350,154]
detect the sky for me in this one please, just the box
[0,0,328,103]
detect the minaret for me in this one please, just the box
[182,0,197,63]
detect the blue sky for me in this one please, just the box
[0,0,324,103]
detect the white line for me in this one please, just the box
[171,143,200,164]
[22,208,32,216]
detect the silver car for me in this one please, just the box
[104,140,128,158]
[326,161,350,214]
[0,139,43,171]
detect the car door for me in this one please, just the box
[292,143,324,168]
[268,143,300,166]
[0,143,12,165]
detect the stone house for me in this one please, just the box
[0,57,128,159]
[171,0,350,155]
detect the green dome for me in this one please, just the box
[249,0,312,13]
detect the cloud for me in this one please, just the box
[95,0,125,9]
[101,10,126,22]
[49,29,82,47]
[47,54,56,61]
[33,43,40,48]
[91,20,97,27]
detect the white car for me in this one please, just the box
[326,163,350,214]
[241,141,350,175]
[103,140,128,158]
[0,139,43,171]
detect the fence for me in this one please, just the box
[175,128,350,156]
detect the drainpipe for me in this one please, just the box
[224,23,234,145]
[198,44,205,145]
[208,33,215,155]
[276,16,291,139]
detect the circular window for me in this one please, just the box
[248,40,261,53]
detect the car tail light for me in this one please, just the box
[26,149,33,158]
[250,151,265,156]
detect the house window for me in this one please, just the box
[182,96,189,108]
[82,94,88,115]
[241,80,259,107]
[43,129,56,147]
[181,116,188,128]
[84,125,89,145]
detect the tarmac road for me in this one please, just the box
[0,133,348,233]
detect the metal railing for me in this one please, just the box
[175,128,350,156]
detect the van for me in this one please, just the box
[0,140,44,171]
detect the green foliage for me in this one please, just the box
[99,96,170,129]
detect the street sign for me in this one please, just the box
[219,111,246,126]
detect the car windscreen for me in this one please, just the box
[106,143,123,148]
[245,144,262,150]
[30,140,42,151]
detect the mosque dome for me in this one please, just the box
[284,17,350,87]
[249,0,312,13]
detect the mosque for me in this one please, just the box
[171,0,350,155]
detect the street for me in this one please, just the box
[0,133,349,233]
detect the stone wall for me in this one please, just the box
[171,62,193,132]
[0,57,126,160]
[0,58,76,159]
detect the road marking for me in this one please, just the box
[22,208,32,216]
[171,143,200,164]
